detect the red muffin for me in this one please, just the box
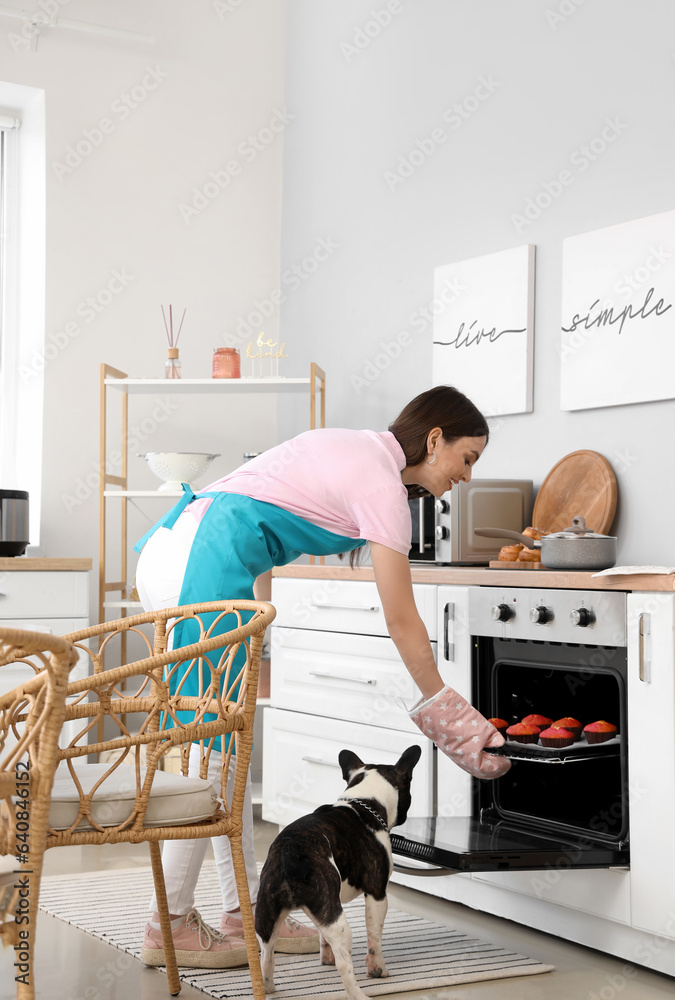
[583,720,618,744]
[488,718,509,736]
[506,723,540,744]
[521,714,553,732]
[552,717,582,740]
[539,726,575,748]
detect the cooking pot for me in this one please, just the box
[474,516,617,570]
[0,489,29,557]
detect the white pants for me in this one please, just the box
[138,513,260,915]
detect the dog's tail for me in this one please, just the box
[280,841,312,882]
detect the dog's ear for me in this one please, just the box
[338,749,365,783]
[395,745,422,776]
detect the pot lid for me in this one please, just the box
[547,515,616,541]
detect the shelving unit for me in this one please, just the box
[99,362,326,626]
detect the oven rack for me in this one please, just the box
[486,735,622,764]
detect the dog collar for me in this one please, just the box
[337,797,389,832]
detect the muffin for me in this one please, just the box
[553,717,582,740]
[521,714,553,731]
[539,725,575,748]
[506,723,540,744]
[583,720,618,744]
[488,717,509,736]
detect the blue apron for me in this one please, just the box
[134,485,365,750]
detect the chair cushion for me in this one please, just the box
[48,763,218,832]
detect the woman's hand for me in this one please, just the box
[370,542,444,700]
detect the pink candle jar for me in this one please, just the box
[212,347,241,378]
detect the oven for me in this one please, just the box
[391,586,630,873]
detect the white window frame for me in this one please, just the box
[0,82,45,548]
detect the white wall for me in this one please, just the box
[279,0,675,566]
[0,0,287,613]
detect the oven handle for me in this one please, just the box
[443,602,455,662]
[639,612,650,683]
[392,862,459,876]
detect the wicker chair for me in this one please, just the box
[0,626,79,994]
[0,600,275,1000]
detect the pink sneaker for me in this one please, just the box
[142,908,249,969]
[221,910,320,954]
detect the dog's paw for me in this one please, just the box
[366,956,389,978]
[262,978,276,994]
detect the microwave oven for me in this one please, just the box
[408,479,533,564]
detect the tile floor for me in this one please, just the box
[2,816,674,1000]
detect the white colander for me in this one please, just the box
[138,453,220,492]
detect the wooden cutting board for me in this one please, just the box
[531,450,617,535]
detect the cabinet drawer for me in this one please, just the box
[471,869,630,925]
[271,578,437,640]
[270,627,429,733]
[262,707,433,827]
[0,572,89,619]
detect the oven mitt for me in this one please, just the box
[409,684,511,780]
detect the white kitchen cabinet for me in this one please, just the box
[0,566,91,750]
[627,592,675,940]
[264,579,437,824]
[433,586,473,820]
[262,707,433,828]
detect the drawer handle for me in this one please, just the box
[308,603,380,613]
[0,592,6,598]
[301,755,340,768]
[309,670,376,686]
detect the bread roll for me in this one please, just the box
[499,544,523,561]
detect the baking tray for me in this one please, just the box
[486,735,621,764]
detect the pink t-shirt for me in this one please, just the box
[188,428,411,555]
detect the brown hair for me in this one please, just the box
[341,385,489,567]
[389,385,489,498]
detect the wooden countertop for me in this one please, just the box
[0,558,92,571]
[273,563,675,591]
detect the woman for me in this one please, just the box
[135,385,510,969]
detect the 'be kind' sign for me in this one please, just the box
[560,209,675,411]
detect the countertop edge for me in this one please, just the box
[0,558,93,571]
[272,564,675,592]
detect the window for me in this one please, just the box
[0,114,20,489]
[0,83,45,548]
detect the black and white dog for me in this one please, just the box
[255,745,422,1000]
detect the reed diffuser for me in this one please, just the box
[162,304,186,379]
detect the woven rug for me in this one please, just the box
[38,863,553,998]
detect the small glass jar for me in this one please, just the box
[212,347,241,379]
[165,347,181,379]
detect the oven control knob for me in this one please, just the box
[436,525,449,540]
[529,605,551,624]
[491,603,513,622]
[435,499,450,514]
[570,607,593,627]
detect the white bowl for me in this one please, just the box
[138,452,220,492]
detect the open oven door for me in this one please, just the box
[390,815,629,875]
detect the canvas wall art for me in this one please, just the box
[560,209,675,411]
[432,244,535,417]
